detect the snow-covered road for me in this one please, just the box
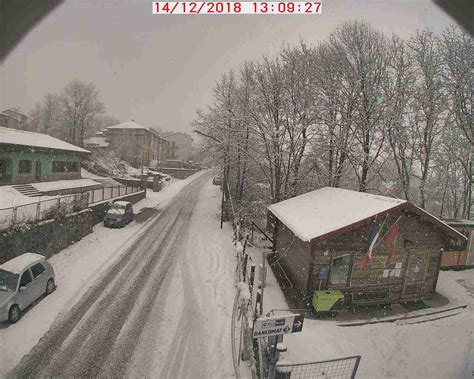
[7,172,237,378]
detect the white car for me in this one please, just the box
[0,253,56,323]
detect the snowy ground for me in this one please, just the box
[254,242,474,378]
[1,170,237,375]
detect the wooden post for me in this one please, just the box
[249,264,256,290]
[243,254,249,283]
[260,251,266,316]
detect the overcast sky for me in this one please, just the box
[1,0,456,134]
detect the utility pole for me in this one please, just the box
[220,164,226,229]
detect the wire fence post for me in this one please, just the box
[36,201,41,222]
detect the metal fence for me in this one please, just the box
[0,185,142,230]
[274,356,361,379]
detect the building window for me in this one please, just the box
[53,161,65,173]
[330,254,351,285]
[18,160,32,174]
[66,161,79,172]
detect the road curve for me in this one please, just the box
[11,171,235,378]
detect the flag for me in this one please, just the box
[384,219,401,266]
[360,222,381,270]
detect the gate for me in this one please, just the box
[275,355,361,379]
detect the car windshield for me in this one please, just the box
[0,269,19,292]
[107,205,126,215]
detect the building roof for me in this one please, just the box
[107,120,150,130]
[268,187,465,243]
[0,253,45,274]
[1,108,27,122]
[106,121,161,137]
[0,127,89,154]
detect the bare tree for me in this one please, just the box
[385,36,416,200]
[328,21,391,192]
[409,30,447,209]
[61,80,105,146]
[439,25,472,218]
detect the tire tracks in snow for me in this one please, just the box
[11,172,211,378]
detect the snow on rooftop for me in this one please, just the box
[0,127,89,153]
[268,187,407,242]
[0,186,57,209]
[81,168,105,179]
[106,121,149,130]
[1,253,45,274]
[33,179,101,192]
[83,136,109,147]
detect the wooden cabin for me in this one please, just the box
[268,188,467,307]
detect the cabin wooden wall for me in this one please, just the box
[275,209,453,305]
[274,220,312,296]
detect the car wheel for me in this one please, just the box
[46,278,56,295]
[8,304,21,323]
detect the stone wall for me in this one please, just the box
[0,190,146,264]
[155,167,199,179]
[0,209,93,264]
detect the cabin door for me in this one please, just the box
[402,250,430,298]
[35,160,41,181]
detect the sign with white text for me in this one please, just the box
[253,314,304,339]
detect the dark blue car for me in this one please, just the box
[103,201,134,228]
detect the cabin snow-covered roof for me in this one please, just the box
[0,127,89,153]
[268,187,406,242]
[268,187,465,243]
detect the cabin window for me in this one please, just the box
[330,254,351,285]
[18,160,32,174]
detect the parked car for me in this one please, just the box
[103,201,134,228]
[212,176,222,185]
[0,253,56,323]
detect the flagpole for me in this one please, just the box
[373,216,402,250]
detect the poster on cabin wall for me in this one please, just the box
[353,255,404,281]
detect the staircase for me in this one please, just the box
[13,184,43,197]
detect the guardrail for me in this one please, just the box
[0,185,142,231]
